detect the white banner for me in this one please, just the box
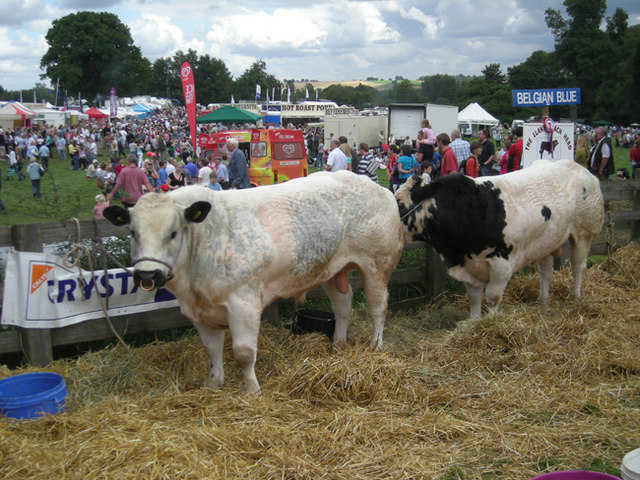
[522,122,574,168]
[1,251,179,329]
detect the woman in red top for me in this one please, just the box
[630,138,640,179]
[464,141,481,178]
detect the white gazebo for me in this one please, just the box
[458,102,499,136]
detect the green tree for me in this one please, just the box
[40,11,150,101]
[148,57,176,99]
[420,74,459,104]
[482,63,506,85]
[321,84,353,105]
[196,55,233,104]
[629,26,640,118]
[507,50,568,90]
[544,0,614,119]
[455,77,514,124]
[606,7,628,45]
[392,80,425,103]
[348,84,378,109]
[233,60,280,102]
[147,50,233,104]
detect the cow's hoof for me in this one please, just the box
[204,376,224,389]
[535,298,550,308]
[241,380,261,396]
[457,318,477,331]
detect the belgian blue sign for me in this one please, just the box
[512,88,581,107]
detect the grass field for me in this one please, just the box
[0,153,104,226]
[0,142,633,228]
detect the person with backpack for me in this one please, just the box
[462,141,481,178]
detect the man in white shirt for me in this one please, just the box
[198,158,213,186]
[324,139,348,172]
[6,145,23,180]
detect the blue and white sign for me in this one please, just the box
[1,251,179,329]
[512,88,581,107]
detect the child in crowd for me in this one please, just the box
[463,141,481,178]
[93,194,109,219]
[208,171,222,191]
[420,161,433,184]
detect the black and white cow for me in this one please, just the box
[104,171,404,394]
[395,159,604,320]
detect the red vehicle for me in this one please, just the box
[198,128,307,186]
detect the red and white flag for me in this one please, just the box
[180,62,197,153]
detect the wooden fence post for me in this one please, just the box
[632,185,640,241]
[424,244,446,298]
[12,223,53,366]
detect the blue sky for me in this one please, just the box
[1,0,638,91]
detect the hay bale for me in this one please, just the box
[1,245,640,479]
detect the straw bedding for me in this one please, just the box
[1,245,640,479]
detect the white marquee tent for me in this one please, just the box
[458,102,500,136]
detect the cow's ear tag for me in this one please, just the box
[185,201,212,224]
[103,206,130,226]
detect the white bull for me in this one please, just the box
[395,159,604,320]
[104,171,404,394]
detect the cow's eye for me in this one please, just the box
[130,229,136,240]
[170,231,177,240]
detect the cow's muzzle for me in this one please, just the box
[134,269,167,291]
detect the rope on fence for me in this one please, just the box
[62,218,130,350]
[605,207,616,258]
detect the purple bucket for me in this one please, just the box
[530,471,621,480]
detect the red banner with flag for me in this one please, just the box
[180,62,197,153]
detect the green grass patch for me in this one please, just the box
[587,457,622,477]
[1,152,105,225]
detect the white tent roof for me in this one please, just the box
[30,106,67,124]
[458,102,499,126]
[63,109,89,119]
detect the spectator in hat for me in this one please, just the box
[86,159,98,178]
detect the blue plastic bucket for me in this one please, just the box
[0,372,67,420]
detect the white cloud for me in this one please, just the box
[0,0,638,91]
[0,0,47,26]
[402,6,440,39]
[129,13,190,59]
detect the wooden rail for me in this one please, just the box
[1,179,638,365]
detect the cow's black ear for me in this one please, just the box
[413,181,441,204]
[103,205,130,226]
[184,201,211,223]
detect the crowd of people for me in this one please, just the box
[0,107,259,216]
[379,120,640,192]
[1,107,638,217]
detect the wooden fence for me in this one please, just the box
[1,179,639,366]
